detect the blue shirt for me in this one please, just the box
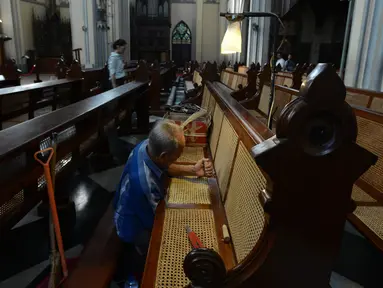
[108,52,126,80]
[114,140,165,243]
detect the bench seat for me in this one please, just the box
[175,146,205,163]
[142,80,274,287]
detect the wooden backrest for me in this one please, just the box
[183,64,377,287]
[193,70,202,86]
[200,81,273,264]
[220,69,248,90]
[0,75,150,236]
[0,78,83,130]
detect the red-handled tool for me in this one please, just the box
[186,225,204,249]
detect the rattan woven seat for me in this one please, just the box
[176,146,204,163]
[167,177,211,205]
[155,208,218,288]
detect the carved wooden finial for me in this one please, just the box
[66,59,82,79]
[183,248,226,288]
[201,61,219,83]
[306,63,316,75]
[251,64,377,287]
[135,60,149,82]
[231,62,260,101]
[219,61,227,72]
[291,63,304,90]
[56,57,67,79]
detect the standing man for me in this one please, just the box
[114,120,214,285]
[284,54,296,72]
[108,39,127,88]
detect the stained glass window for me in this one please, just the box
[172,21,192,44]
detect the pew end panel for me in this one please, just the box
[141,64,377,288]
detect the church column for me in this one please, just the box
[344,0,383,91]
[69,0,96,68]
[0,0,24,64]
[219,0,228,62]
[246,0,271,66]
[119,0,131,61]
[195,0,203,63]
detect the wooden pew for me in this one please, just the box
[250,75,383,253]
[147,63,177,113]
[0,59,21,88]
[141,63,377,287]
[0,65,151,288]
[0,78,82,130]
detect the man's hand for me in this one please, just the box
[193,158,214,177]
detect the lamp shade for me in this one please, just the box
[221,21,242,54]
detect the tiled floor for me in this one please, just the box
[0,134,137,287]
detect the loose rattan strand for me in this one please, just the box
[167,177,211,205]
[155,209,218,288]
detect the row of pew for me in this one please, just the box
[58,61,380,287]
[0,59,176,130]
[215,62,383,256]
[137,63,378,287]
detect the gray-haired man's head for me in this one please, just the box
[147,121,185,167]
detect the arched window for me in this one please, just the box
[172,21,192,45]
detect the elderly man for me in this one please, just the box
[114,120,213,283]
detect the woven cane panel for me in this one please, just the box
[274,89,292,120]
[224,72,230,86]
[241,76,248,86]
[228,73,234,88]
[208,92,216,116]
[356,116,383,194]
[224,142,266,262]
[346,92,369,108]
[155,209,218,288]
[231,75,239,90]
[201,87,210,110]
[0,190,24,218]
[352,185,377,202]
[258,85,271,115]
[283,77,293,87]
[353,206,383,240]
[370,98,383,113]
[214,117,239,199]
[167,177,211,205]
[209,104,224,158]
[177,146,205,163]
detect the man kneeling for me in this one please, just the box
[114,120,213,284]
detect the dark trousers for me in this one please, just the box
[115,231,151,283]
[110,77,126,89]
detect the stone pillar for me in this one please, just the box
[196,0,203,63]
[119,0,131,61]
[246,0,271,66]
[219,0,228,62]
[0,0,23,64]
[344,0,383,91]
[69,0,96,68]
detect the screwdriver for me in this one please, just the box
[185,225,204,249]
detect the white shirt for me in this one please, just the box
[276,58,286,69]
